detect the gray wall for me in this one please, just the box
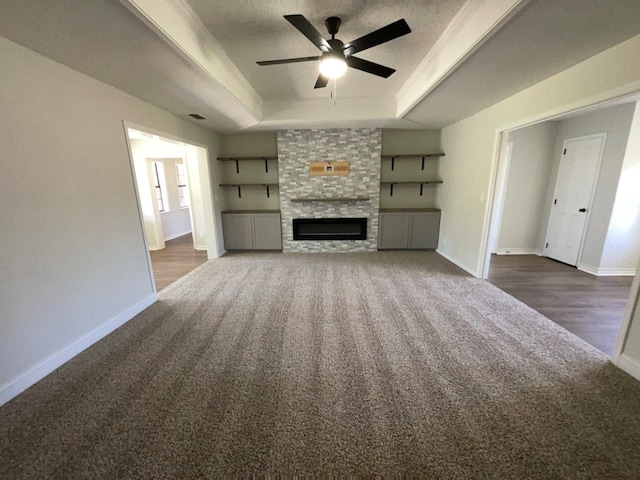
[544,103,635,270]
[0,38,221,401]
[498,122,558,252]
[600,102,640,273]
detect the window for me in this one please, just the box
[175,163,189,208]
[152,162,166,212]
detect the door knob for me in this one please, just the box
[579,208,587,212]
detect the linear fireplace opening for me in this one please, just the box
[293,218,367,241]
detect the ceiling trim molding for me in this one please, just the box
[119,0,262,123]
[395,0,532,119]
[262,97,396,125]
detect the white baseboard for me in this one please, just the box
[0,293,157,406]
[578,263,636,276]
[614,353,640,382]
[436,249,480,278]
[494,248,542,255]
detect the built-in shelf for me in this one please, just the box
[379,208,441,213]
[381,153,445,171]
[380,180,443,196]
[217,156,278,173]
[380,181,443,184]
[381,154,444,158]
[219,183,279,187]
[290,197,370,203]
[217,156,278,161]
[222,210,280,214]
[380,152,444,199]
[219,183,279,198]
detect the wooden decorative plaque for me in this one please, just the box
[309,161,349,176]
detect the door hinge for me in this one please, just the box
[545,242,549,248]
[563,148,567,155]
[554,199,557,205]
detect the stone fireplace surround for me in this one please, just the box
[277,128,382,253]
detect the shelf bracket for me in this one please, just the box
[237,185,242,198]
[234,159,240,174]
[390,183,394,197]
[391,156,396,171]
[264,158,269,173]
[421,156,425,171]
[419,183,424,196]
[265,185,270,198]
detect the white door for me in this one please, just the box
[544,135,604,266]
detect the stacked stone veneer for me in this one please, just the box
[277,128,382,253]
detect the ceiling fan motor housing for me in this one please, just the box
[325,16,341,37]
[327,38,345,53]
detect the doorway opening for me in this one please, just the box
[125,125,218,292]
[484,96,640,355]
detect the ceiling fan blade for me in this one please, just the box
[284,14,331,52]
[343,19,411,56]
[314,74,329,89]
[257,56,321,66]
[346,56,396,78]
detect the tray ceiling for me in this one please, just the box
[1,0,640,132]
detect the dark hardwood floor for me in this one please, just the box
[487,254,633,355]
[149,233,208,291]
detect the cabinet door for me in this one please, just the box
[378,213,410,249]
[408,212,440,249]
[222,214,253,249]
[252,213,282,250]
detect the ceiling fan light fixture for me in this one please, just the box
[319,54,347,79]
[257,15,411,88]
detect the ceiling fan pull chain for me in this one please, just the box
[333,78,337,106]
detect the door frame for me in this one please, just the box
[486,138,513,256]
[122,121,220,293]
[543,133,606,267]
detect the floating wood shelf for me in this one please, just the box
[379,208,441,213]
[380,180,443,197]
[381,154,444,158]
[219,182,279,199]
[217,156,277,161]
[381,153,445,171]
[222,210,281,214]
[217,156,278,174]
[219,183,279,187]
[380,181,443,184]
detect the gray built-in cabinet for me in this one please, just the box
[378,209,441,249]
[222,211,282,250]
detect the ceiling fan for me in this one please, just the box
[256,14,411,89]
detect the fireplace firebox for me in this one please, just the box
[293,218,367,241]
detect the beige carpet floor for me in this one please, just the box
[2,251,640,478]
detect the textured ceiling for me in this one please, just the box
[184,0,467,100]
[2,0,640,132]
